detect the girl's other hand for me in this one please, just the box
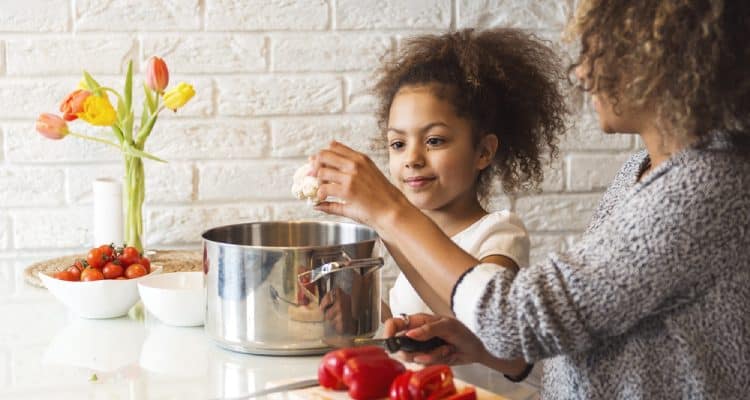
[384,313,487,366]
[311,141,407,230]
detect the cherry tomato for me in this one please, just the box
[139,257,151,273]
[87,247,107,269]
[66,265,82,280]
[98,244,115,260]
[81,268,104,281]
[124,263,147,279]
[115,277,127,280]
[102,262,124,279]
[73,259,87,270]
[118,246,141,267]
[54,270,77,281]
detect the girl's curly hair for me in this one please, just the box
[568,0,750,142]
[373,28,568,200]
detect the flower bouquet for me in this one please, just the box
[35,57,195,252]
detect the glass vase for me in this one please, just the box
[124,155,145,252]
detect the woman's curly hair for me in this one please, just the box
[373,28,568,200]
[568,0,750,142]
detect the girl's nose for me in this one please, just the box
[404,144,425,169]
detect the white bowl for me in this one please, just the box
[38,266,163,319]
[137,271,205,327]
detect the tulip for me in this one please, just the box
[145,56,169,93]
[162,82,195,111]
[78,94,117,126]
[36,113,69,140]
[59,89,91,121]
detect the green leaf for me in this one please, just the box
[83,70,101,94]
[124,60,133,112]
[143,83,156,113]
[116,96,127,121]
[122,144,167,163]
[139,101,149,131]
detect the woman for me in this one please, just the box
[311,0,749,398]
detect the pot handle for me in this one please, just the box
[299,254,383,284]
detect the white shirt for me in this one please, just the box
[388,210,530,316]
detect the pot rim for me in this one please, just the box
[201,220,379,251]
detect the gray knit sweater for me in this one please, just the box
[452,134,750,399]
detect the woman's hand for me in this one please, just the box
[311,141,409,232]
[383,313,488,366]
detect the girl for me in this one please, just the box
[312,0,750,398]
[369,29,567,320]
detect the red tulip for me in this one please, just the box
[35,113,69,140]
[59,89,91,121]
[145,56,169,93]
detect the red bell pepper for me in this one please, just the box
[444,387,477,400]
[318,346,387,390]
[389,365,457,400]
[343,354,407,400]
[389,370,414,400]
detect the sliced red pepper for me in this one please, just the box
[343,355,406,400]
[318,346,387,390]
[407,365,456,400]
[389,370,414,400]
[443,387,477,400]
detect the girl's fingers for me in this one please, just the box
[313,201,346,218]
[313,149,358,173]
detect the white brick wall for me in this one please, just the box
[0,0,642,281]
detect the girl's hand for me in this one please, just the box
[383,313,487,366]
[311,141,407,231]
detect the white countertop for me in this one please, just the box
[0,258,539,400]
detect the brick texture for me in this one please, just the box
[0,1,638,291]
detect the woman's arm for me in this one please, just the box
[314,141,735,361]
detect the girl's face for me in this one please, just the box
[386,85,494,212]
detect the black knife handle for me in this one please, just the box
[385,336,448,353]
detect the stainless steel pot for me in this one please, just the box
[202,221,384,355]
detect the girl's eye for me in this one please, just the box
[426,137,445,146]
[389,141,404,150]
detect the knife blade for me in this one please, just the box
[327,336,448,353]
[212,378,320,400]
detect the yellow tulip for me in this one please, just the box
[162,82,195,111]
[77,94,117,126]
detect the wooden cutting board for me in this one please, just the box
[269,377,510,400]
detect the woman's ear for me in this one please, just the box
[477,133,499,170]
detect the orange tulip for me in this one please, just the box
[59,89,91,121]
[145,56,169,93]
[36,113,69,140]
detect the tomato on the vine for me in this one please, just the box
[81,268,104,281]
[87,248,107,269]
[54,270,77,281]
[124,263,147,279]
[118,246,141,267]
[139,257,151,273]
[65,265,82,280]
[98,244,115,260]
[102,262,124,279]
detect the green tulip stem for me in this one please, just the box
[67,131,120,148]
[124,155,144,253]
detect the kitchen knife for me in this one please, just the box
[327,336,448,353]
[212,378,320,400]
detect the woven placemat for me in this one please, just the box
[24,249,203,288]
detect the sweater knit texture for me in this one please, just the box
[463,134,750,399]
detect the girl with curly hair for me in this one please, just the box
[373,29,566,317]
[313,1,749,398]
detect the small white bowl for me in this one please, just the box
[38,266,163,319]
[138,271,205,327]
